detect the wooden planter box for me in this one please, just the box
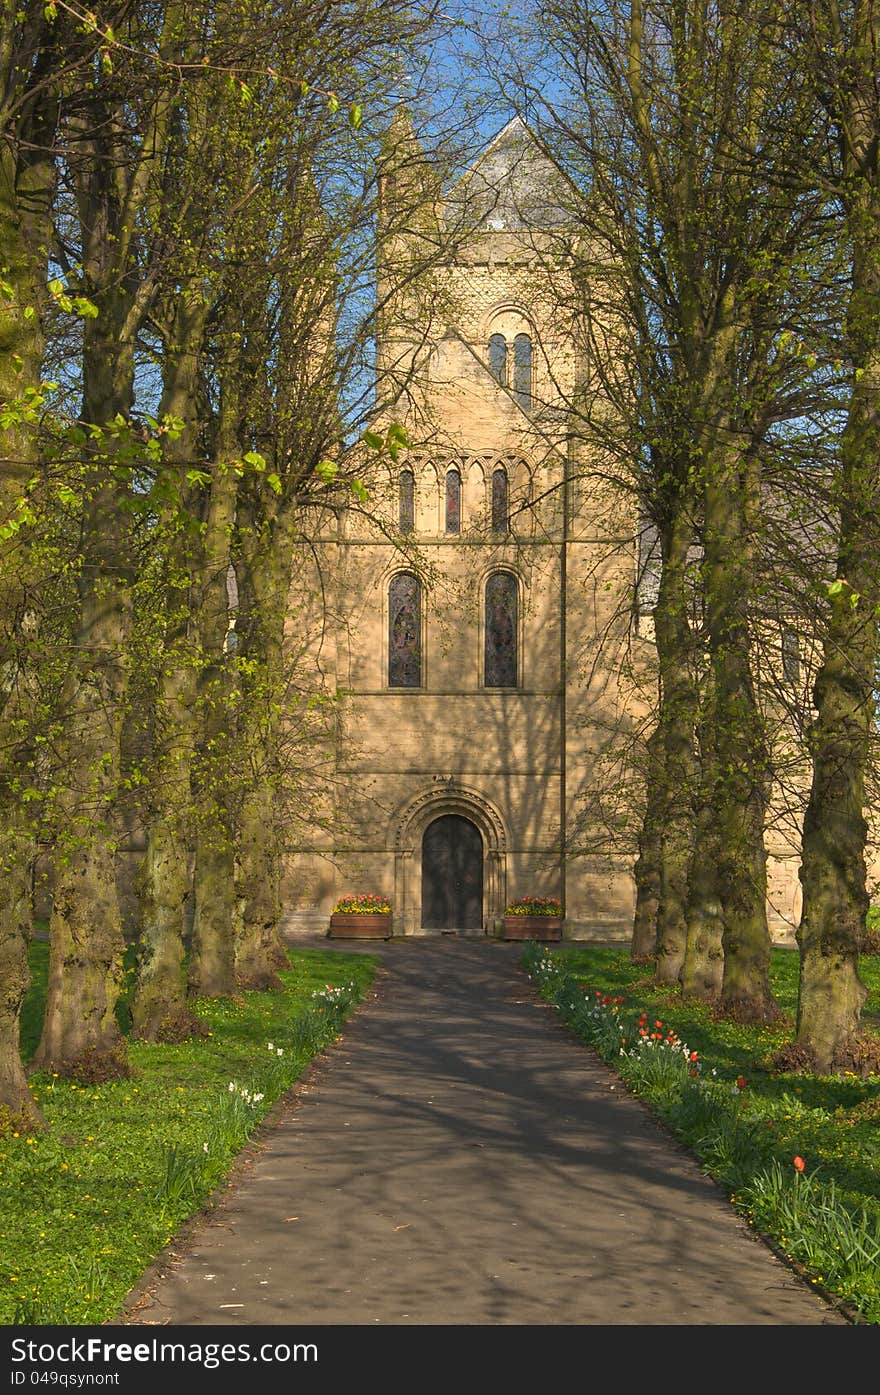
[328,913,393,940]
[502,915,563,942]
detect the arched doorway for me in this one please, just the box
[421,814,483,929]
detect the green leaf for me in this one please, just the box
[350,479,369,504]
[327,92,339,114]
[827,579,845,597]
[315,459,338,482]
[349,102,363,130]
[242,450,266,472]
[186,469,212,488]
[387,422,409,445]
[22,305,35,320]
[44,2,56,18]
[361,430,383,451]
[267,473,282,495]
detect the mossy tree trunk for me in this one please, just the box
[652,500,700,985]
[794,2,878,1070]
[33,459,133,1073]
[0,10,61,1117]
[34,60,176,1072]
[231,504,297,989]
[631,726,664,960]
[186,387,241,1001]
[131,293,209,1040]
[703,436,778,1022]
[682,678,725,1001]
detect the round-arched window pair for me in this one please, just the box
[387,571,518,689]
[488,332,532,410]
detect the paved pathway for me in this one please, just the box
[123,940,846,1326]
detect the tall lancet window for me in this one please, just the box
[484,571,518,688]
[513,333,532,411]
[488,333,508,387]
[399,468,414,533]
[491,468,509,535]
[388,573,421,688]
[445,467,461,534]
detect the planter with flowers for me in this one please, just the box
[502,896,564,942]
[328,894,393,939]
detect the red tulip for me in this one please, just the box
[793,1155,805,1172]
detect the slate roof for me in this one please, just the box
[444,116,575,232]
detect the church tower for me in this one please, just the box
[281,116,650,939]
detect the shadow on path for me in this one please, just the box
[122,940,846,1327]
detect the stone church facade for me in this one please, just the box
[279,116,813,943]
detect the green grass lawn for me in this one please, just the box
[526,944,880,1323]
[2,942,378,1325]
[10,937,880,1326]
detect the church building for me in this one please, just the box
[280,115,807,942]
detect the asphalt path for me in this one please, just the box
[121,939,847,1328]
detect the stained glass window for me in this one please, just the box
[389,573,421,687]
[492,468,509,534]
[513,333,532,411]
[445,468,461,534]
[399,469,414,533]
[485,571,518,687]
[488,333,507,387]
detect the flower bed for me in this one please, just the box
[520,943,880,1324]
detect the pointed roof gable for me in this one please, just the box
[444,116,574,232]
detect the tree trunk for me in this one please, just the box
[131,293,209,1039]
[0,829,42,1125]
[131,812,192,1039]
[653,503,699,985]
[34,305,135,1074]
[631,726,663,960]
[703,439,778,1022]
[794,445,875,1073]
[34,835,128,1075]
[0,23,59,1113]
[187,456,240,1000]
[234,783,286,989]
[794,81,879,1066]
[682,684,724,1001]
[231,506,295,988]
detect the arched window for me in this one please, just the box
[513,333,532,411]
[484,571,518,687]
[782,626,800,684]
[399,468,414,534]
[388,573,421,687]
[445,467,461,534]
[488,333,508,387]
[491,468,509,535]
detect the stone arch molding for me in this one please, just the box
[390,782,508,934]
